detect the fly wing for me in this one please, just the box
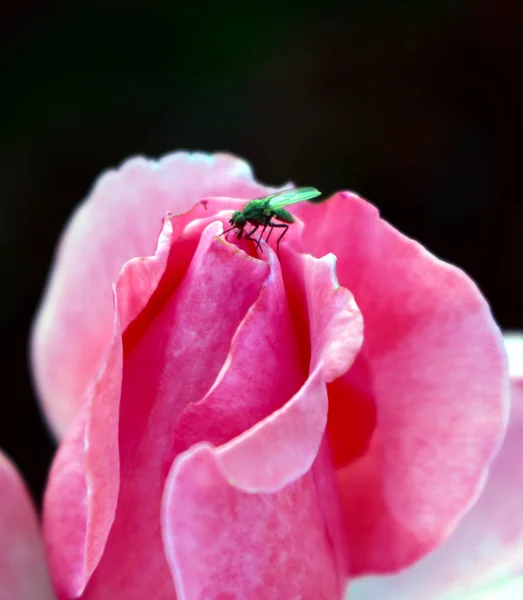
[265,187,321,210]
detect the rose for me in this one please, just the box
[30,152,509,599]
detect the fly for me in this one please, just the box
[221,187,321,255]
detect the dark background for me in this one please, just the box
[1,0,522,505]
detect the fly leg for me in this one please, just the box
[255,224,269,250]
[267,221,289,257]
[220,225,237,237]
[244,224,271,251]
[243,225,261,249]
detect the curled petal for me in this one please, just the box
[296,192,509,572]
[43,218,179,597]
[162,443,344,600]
[43,409,89,598]
[347,333,523,599]
[213,249,363,493]
[172,247,304,454]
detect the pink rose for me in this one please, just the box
[29,152,510,599]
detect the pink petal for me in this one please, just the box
[31,152,276,438]
[43,219,175,597]
[162,442,344,600]
[43,409,89,598]
[296,192,509,573]
[80,225,270,599]
[213,248,363,493]
[172,247,305,454]
[0,451,55,600]
[347,333,523,599]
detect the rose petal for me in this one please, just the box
[44,307,123,599]
[213,249,364,493]
[31,152,276,438]
[296,192,509,572]
[172,247,304,454]
[43,409,89,598]
[0,451,55,600]
[80,224,269,598]
[346,334,523,599]
[162,442,344,600]
[43,218,178,597]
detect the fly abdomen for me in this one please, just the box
[272,208,295,223]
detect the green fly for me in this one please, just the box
[221,187,321,255]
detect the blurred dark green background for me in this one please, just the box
[2,0,522,503]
